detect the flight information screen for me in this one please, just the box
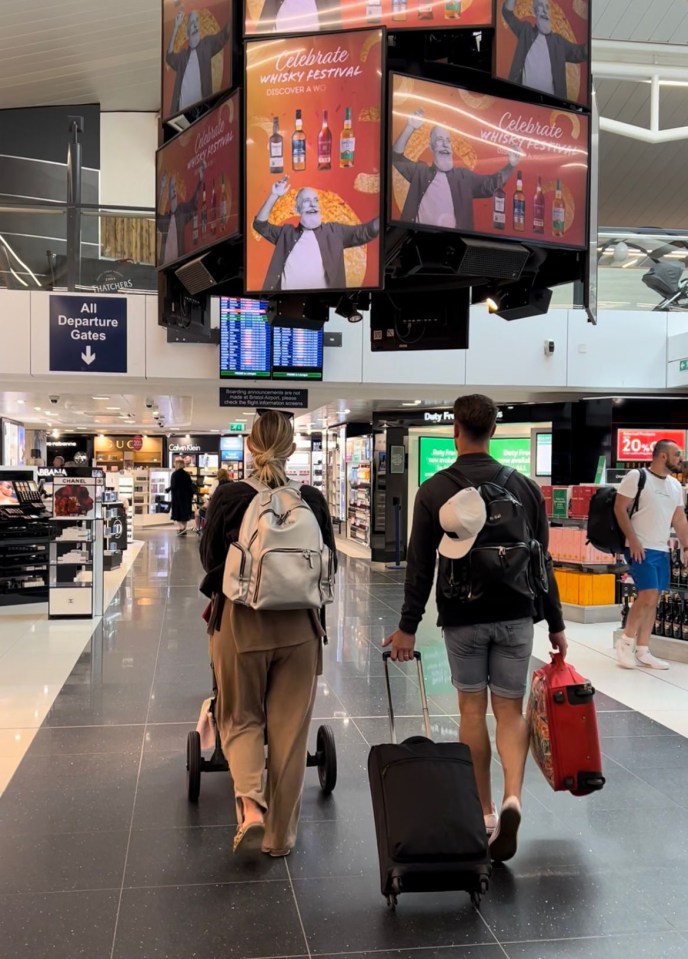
[271,326,323,381]
[219,298,271,379]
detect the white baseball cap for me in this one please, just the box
[438,487,487,560]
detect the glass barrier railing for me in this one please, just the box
[1,205,685,313]
[0,203,157,293]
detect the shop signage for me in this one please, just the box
[131,435,143,452]
[680,359,688,372]
[616,428,686,462]
[551,488,570,521]
[229,423,245,433]
[489,437,531,476]
[219,387,308,410]
[49,296,128,373]
[169,443,202,454]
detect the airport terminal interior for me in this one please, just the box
[2,0,688,956]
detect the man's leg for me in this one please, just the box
[634,589,659,651]
[491,693,529,803]
[458,689,492,817]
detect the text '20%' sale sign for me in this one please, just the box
[389,73,589,249]
[245,30,383,294]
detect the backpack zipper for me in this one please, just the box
[253,548,319,604]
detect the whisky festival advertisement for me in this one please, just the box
[494,0,590,107]
[244,0,492,37]
[244,29,384,294]
[156,92,240,269]
[389,73,589,248]
[161,0,233,122]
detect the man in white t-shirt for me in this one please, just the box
[614,440,688,670]
[502,0,588,101]
[392,112,519,231]
[253,178,380,291]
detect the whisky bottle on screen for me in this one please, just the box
[445,0,461,18]
[340,107,355,168]
[210,178,217,233]
[269,117,284,174]
[201,178,207,237]
[318,110,332,171]
[552,179,565,237]
[492,175,506,230]
[512,170,525,232]
[366,0,382,22]
[392,0,408,20]
[220,174,227,227]
[418,0,434,18]
[533,176,545,234]
[292,109,306,172]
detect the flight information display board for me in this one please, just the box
[219,298,271,379]
[272,327,324,381]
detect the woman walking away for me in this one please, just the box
[200,410,336,857]
[168,458,195,535]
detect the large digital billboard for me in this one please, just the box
[161,0,233,123]
[245,29,384,295]
[494,0,590,107]
[156,92,240,270]
[389,73,589,249]
[244,0,492,37]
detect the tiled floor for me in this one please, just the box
[1,530,688,958]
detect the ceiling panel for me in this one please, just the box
[592,0,688,43]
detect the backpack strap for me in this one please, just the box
[444,465,474,490]
[630,468,646,517]
[492,465,515,490]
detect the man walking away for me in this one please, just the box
[384,394,567,863]
[614,440,688,670]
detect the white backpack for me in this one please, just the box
[222,478,335,611]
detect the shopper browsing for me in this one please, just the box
[200,410,336,858]
[168,458,196,536]
[614,440,688,670]
[384,394,567,863]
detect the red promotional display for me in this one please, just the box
[616,429,686,463]
[389,73,589,249]
[161,0,233,123]
[156,92,240,270]
[494,0,590,107]
[245,29,384,294]
[244,0,492,37]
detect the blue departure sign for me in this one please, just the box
[49,296,128,373]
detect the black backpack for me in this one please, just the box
[586,469,646,555]
[438,465,548,603]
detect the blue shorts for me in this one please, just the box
[443,618,535,700]
[624,548,670,593]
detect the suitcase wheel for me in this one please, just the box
[316,724,337,795]
[386,894,397,911]
[186,730,202,803]
[470,891,482,909]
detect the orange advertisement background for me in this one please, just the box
[161,0,233,122]
[245,0,492,35]
[156,94,240,269]
[245,30,383,293]
[494,0,589,106]
[390,74,589,248]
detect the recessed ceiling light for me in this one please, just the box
[402,400,422,407]
[92,396,110,401]
[106,407,121,411]
[34,406,42,411]
[17,400,25,405]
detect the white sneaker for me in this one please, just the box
[636,649,670,670]
[488,796,521,863]
[616,636,636,670]
[484,804,498,837]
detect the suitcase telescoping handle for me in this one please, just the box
[382,651,432,744]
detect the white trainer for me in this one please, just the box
[616,635,636,670]
[636,649,670,670]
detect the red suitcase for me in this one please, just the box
[527,654,606,796]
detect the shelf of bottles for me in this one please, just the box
[347,436,373,548]
[620,548,688,643]
[326,427,347,527]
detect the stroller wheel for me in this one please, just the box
[316,725,337,794]
[187,730,202,803]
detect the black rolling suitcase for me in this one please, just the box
[367,652,491,910]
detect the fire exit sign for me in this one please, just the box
[229,423,245,433]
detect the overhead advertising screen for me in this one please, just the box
[418,436,456,483]
[616,429,686,463]
[156,92,240,271]
[495,0,590,108]
[489,436,531,475]
[161,0,233,123]
[389,73,589,249]
[272,326,324,380]
[535,431,552,476]
[245,29,384,295]
[244,0,492,37]
[219,297,272,379]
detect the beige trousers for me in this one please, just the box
[210,628,320,852]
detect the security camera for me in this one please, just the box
[49,395,60,405]
[544,340,555,356]
[145,398,154,410]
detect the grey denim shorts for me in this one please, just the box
[443,618,535,700]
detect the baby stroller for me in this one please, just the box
[186,662,337,802]
[642,259,688,311]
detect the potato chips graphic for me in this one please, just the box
[360,31,382,63]
[253,188,368,287]
[359,106,381,123]
[354,173,380,195]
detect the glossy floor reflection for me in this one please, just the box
[1,530,687,958]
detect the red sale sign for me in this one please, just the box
[616,429,686,463]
